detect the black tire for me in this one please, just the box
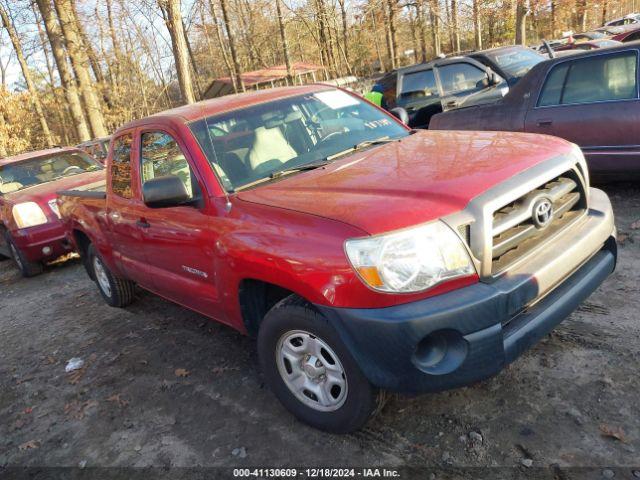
[5,232,43,277]
[258,295,381,433]
[87,244,135,307]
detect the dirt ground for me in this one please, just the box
[1,183,639,479]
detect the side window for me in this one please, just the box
[111,134,133,198]
[140,131,195,199]
[437,63,488,95]
[538,63,570,106]
[562,52,637,105]
[626,32,640,42]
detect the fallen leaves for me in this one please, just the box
[19,440,39,451]
[212,366,239,375]
[106,393,129,408]
[67,368,86,385]
[599,424,627,443]
[174,368,190,377]
[64,400,98,420]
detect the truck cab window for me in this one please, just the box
[111,134,133,198]
[140,131,195,199]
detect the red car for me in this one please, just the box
[58,85,615,432]
[0,147,104,276]
[612,26,640,42]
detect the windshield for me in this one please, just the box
[189,89,408,191]
[0,151,102,194]
[488,48,545,79]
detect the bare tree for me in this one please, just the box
[429,0,441,56]
[54,0,107,138]
[515,0,529,46]
[275,0,294,84]
[158,0,196,104]
[473,0,482,50]
[450,0,460,52]
[36,0,90,142]
[0,2,54,146]
[219,0,245,92]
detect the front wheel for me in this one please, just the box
[258,295,381,433]
[5,233,43,277]
[87,244,135,307]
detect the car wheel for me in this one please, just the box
[87,244,135,307]
[5,233,43,277]
[258,295,382,433]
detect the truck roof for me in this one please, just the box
[116,84,333,134]
[0,146,80,167]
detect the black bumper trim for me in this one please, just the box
[317,241,616,394]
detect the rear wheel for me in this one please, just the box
[258,295,382,433]
[87,244,135,307]
[5,233,43,277]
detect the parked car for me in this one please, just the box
[555,38,622,51]
[605,13,640,27]
[58,85,615,433]
[367,46,545,128]
[0,147,104,276]
[430,43,640,179]
[612,25,640,42]
[77,136,111,164]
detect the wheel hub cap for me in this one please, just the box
[275,330,348,412]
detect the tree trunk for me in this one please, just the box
[0,111,8,157]
[36,0,90,142]
[70,2,105,84]
[181,19,203,100]
[0,4,54,146]
[207,0,235,89]
[473,0,482,50]
[158,0,196,104]
[576,0,588,31]
[219,0,245,92]
[451,0,460,53]
[417,0,427,62]
[370,8,385,71]
[53,0,107,138]
[384,0,397,69]
[429,0,441,57]
[275,0,294,84]
[515,0,528,46]
[601,0,609,24]
[337,0,350,69]
[550,0,556,38]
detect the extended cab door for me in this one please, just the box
[133,127,221,318]
[525,49,640,175]
[106,131,154,285]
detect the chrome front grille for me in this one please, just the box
[490,172,586,274]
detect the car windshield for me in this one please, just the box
[488,48,545,79]
[189,89,409,191]
[0,151,102,194]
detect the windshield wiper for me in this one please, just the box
[269,160,329,179]
[325,136,403,161]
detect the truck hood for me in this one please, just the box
[237,130,574,235]
[3,170,105,206]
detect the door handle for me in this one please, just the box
[136,219,150,229]
[537,119,553,127]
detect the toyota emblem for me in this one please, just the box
[532,197,554,229]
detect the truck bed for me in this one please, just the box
[57,180,107,239]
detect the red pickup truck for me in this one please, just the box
[58,85,617,433]
[0,147,104,276]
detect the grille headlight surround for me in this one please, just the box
[12,202,48,229]
[345,221,476,293]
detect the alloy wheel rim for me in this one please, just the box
[93,256,112,297]
[275,329,348,412]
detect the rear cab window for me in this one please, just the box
[110,133,133,198]
[538,50,639,107]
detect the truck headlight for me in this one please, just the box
[12,202,48,229]
[345,221,476,293]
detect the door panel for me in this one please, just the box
[136,129,221,318]
[525,50,640,175]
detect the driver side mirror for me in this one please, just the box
[389,107,409,125]
[142,175,191,208]
[488,71,500,86]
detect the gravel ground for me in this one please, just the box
[0,183,639,479]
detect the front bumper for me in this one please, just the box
[318,189,616,393]
[11,222,72,263]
